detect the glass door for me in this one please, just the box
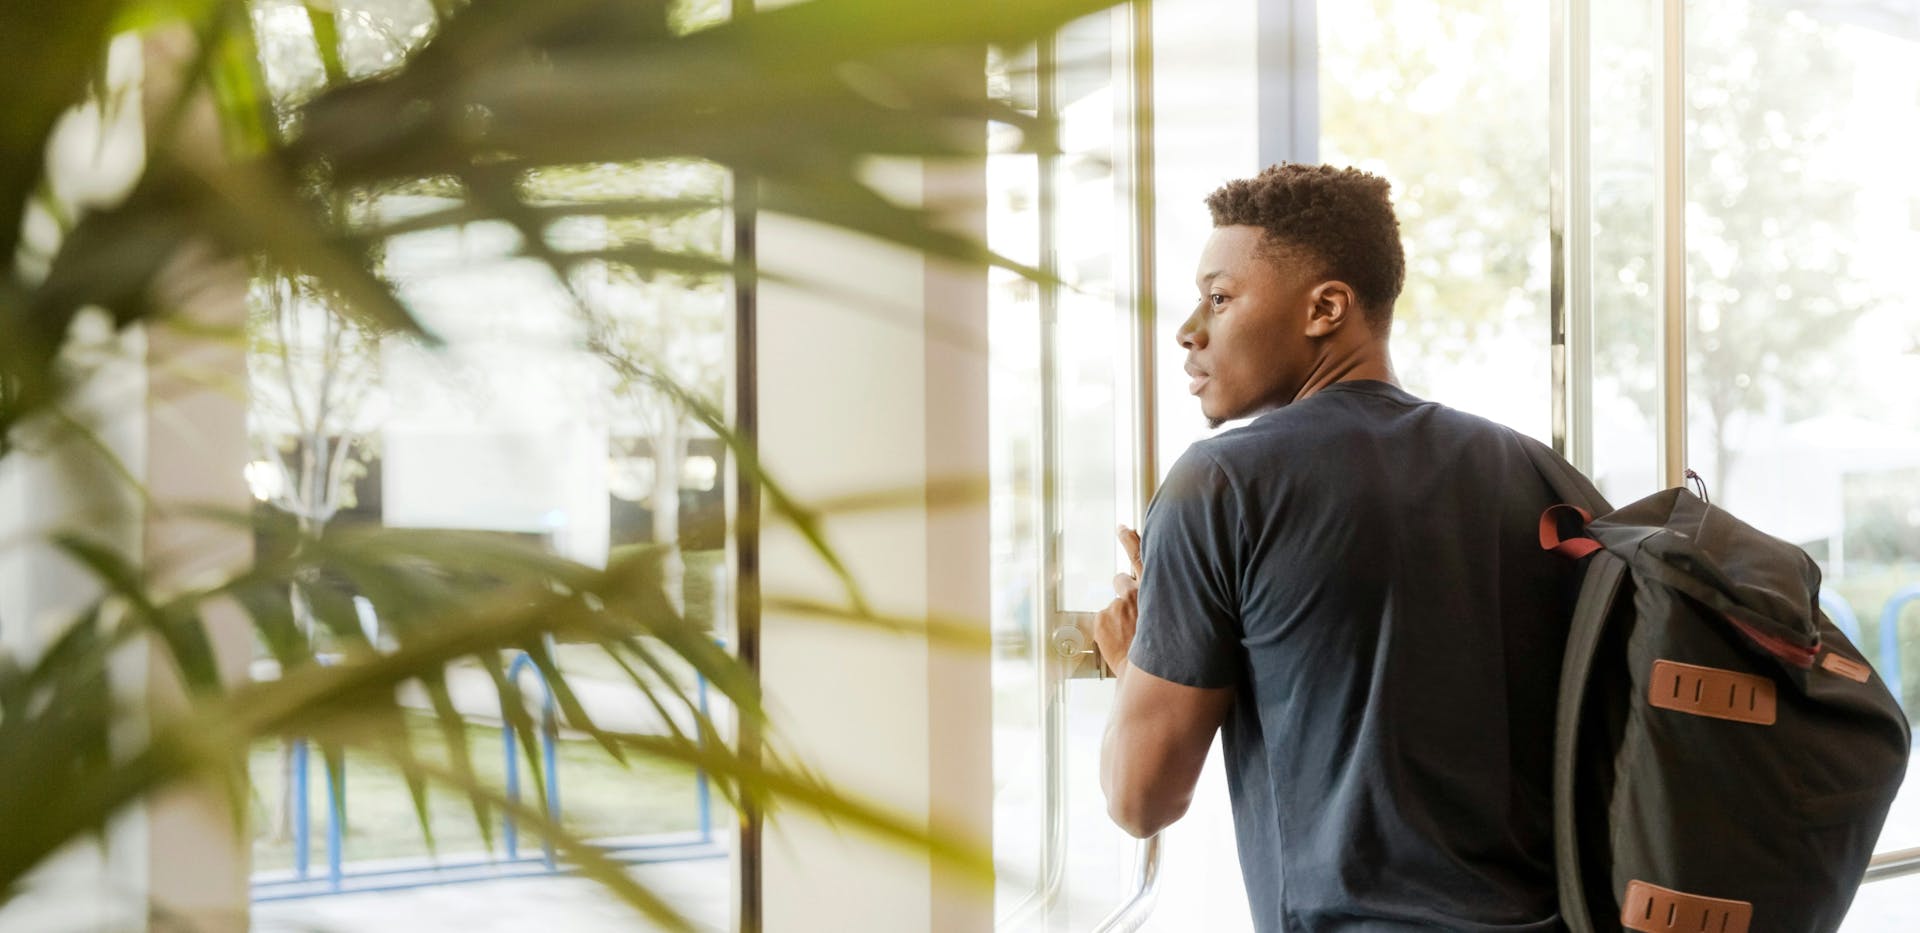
[989,6,1157,930]
[1669,1,1920,922]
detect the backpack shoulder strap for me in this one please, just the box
[1555,549,1628,933]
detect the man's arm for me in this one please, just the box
[1099,657,1233,837]
[1093,527,1234,839]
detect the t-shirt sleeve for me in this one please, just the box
[1130,446,1243,688]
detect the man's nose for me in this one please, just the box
[1176,304,1206,350]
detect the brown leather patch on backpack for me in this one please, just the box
[1648,660,1776,725]
[1620,880,1752,933]
[1821,652,1872,684]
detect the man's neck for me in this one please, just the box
[1292,342,1398,404]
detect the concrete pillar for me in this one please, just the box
[0,28,253,932]
[754,157,993,930]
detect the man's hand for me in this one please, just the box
[1092,525,1144,677]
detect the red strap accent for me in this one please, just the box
[1534,502,1815,669]
[1724,613,1819,670]
[1539,504,1601,559]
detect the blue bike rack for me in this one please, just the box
[695,667,713,845]
[258,647,724,901]
[501,651,563,869]
[1818,589,1865,645]
[1879,585,1920,711]
[283,734,349,894]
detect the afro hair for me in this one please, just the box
[1204,163,1406,330]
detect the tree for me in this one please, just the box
[247,266,386,841]
[529,159,732,591]
[1680,2,1870,499]
[1590,1,1874,502]
[1323,0,1876,506]
[1320,0,1550,371]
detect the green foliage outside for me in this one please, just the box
[1321,0,1906,503]
[1320,0,1549,363]
[1320,0,1920,722]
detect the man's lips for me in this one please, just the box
[1185,363,1209,395]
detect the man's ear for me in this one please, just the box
[1303,281,1359,338]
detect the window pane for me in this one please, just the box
[1590,3,1664,502]
[1319,0,1552,439]
[1054,14,1141,616]
[245,4,739,924]
[990,11,1141,928]
[1680,0,1920,898]
[988,40,1047,919]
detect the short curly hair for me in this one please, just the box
[1204,163,1406,331]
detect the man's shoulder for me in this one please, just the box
[1189,388,1549,500]
[1199,382,1507,453]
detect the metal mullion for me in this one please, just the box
[1038,38,1064,639]
[1129,0,1158,518]
[729,167,763,933]
[1034,31,1069,933]
[1258,0,1320,167]
[1550,0,1595,472]
[1655,0,1688,488]
[990,33,1069,929]
[728,8,761,933]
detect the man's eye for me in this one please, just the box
[1209,294,1228,308]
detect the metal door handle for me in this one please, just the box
[1063,602,1161,931]
[1866,845,1920,882]
[1049,612,1108,680]
[1055,610,1162,933]
[1001,611,1139,931]
[1091,834,1162,933]
[999,612,1091,929]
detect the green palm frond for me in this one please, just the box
[1,0,1120,920]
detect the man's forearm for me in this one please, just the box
[1099,661,1167,838]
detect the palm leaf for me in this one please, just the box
[0,0,122,262]
[0,0,1124,918]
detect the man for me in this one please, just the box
[1093,163,1574,931]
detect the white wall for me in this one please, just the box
[382,426,612,566]
[378,205,615,567]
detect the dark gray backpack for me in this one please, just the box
[1523,440,1910,933]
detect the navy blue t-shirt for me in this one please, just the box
[1130,380,1574,932]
